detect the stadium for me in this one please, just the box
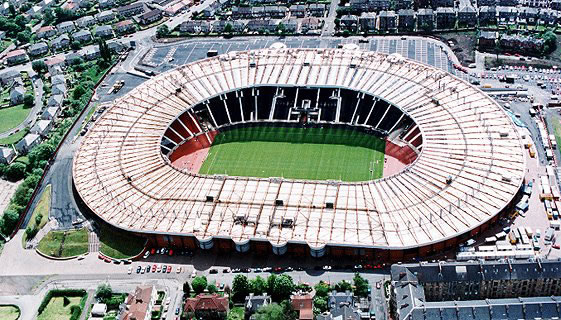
[73,48,526,261]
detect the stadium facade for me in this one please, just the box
[73,48,526,261]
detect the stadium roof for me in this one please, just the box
[73,48,525,250]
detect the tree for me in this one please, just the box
[250,276,267,295]
[43,8,54,25]
[314,281,330,297]
[5,162,26,182]
[35,213,43,226]
[543,31,557,54]
[28,143,55,170]
[183,281,191,296]
[266,274,277,296]
[0,209,19,235]
[32,60,47,73]
[207,283,218,294]
[254,303,284,320]
[232,275,250,303]
[270,274,295,302]
[224,23,233,33]
[72,85,86,101]
[191,276,208,294]
[156,25,170,38]
[54,7,76,23]
[277,22,285,34]
[71,40,81,50]
[98,39,111,62]
[353,273,369,298]
[8,3,15,17]
[16,30,31,44]
[96,283,113,301]
[23,94,34,107]
[334,280,352,293]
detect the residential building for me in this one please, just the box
[350,0,367,11]
[211,20,244,33]
[51,34,70,50]
[57,21,75,34]
[200,7,215,17]
[37,25,56,38]
[0,147,16,164]
[539,8,558,26]
[301,17,320,31]
[479,30,497,49]
[251,6,265,18]
[328,290,354,311]
[232,6,251,19]
[416,8,434,30]
[281,18,298,32]
[164,0,190,16]
[91,304,107,318]
[82,45,101,60]
[62,2,79,12]
[246,19,278,32]
[478,0,496,5]
[340,14,359,32]
[97,9,116,22]
[10,85,24,105]
[29,42,49,56]
[391,260,561,320]
[317,306,360,320]
[519,7,538,24]
[497,6,517,24]
[458,5,476,26]
[52,83,67,96]
[76,15,96,28]
[116,2,144,16]
[245,294,271,319]
[0,70,20,85]
[31,119,53,137]
[52,74,65,86]
[184,294,229,320]
[5,49,28,64]
[42,106,60,120]
[498,0,517,5]
[139,9,162,24]
[98,0,114,9]
[290,4,305,17]
[73,29,92,42]
[180,20,211,33]
[368,0,391,11]
[435,7,456,29]
[500,34,544,53]
[291,293,314,320]
[398,9,414,31]
[95,25,114,38]
[15,133,40,154]
[265,5,287,18]
[395,0,413,9]
[48,94,64,108]
[45,55,65,72]
[115,19,135,33]
[379,10,397,31]
[359,12,377,32]
[308,3,326,17]
[121,285,157,320]
[431,0,453,7]
[478,6,496,25]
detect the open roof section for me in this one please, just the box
[73,48,526,251]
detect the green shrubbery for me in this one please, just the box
[37,289,86,315]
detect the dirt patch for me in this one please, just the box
[435,31,477,66]
[484,56,561,69]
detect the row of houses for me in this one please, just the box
[180,17,323,33]
[339,5,561,32]
[230,3,327,19]
[479,31,546,52]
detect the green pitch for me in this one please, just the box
[199,126,386,182]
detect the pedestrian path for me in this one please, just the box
[88,232,99,253]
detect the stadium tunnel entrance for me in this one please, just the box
[160,86,423,180]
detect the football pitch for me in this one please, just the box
[199,126,386,181]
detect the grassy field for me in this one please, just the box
[37,296,81,320]
[22,185,51,245]
[0,305,20,320]
[37,228,89,258]
[99,226,146,259]
[553,115,561,152]
[199,126,386,182]
[0,104,31,134]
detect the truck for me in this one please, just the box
[207,50,218,57]
[545,227,555,242]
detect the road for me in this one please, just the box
[0,70,43,140]
[322,0,339,36]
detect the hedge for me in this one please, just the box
[37,289,87,315]
[69,305,82,320]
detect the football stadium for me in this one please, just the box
[73,48,526,261]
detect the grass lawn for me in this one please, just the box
[37,296,82,320]
[0,305,20,320]
[22,185,51,246]
[37,228,89,258]
[0,128,27,146]
[0,104,32,134]
[199,126,386,182]
[552,115,561,152]
[227,307,244,320]
[99,226,146,259]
